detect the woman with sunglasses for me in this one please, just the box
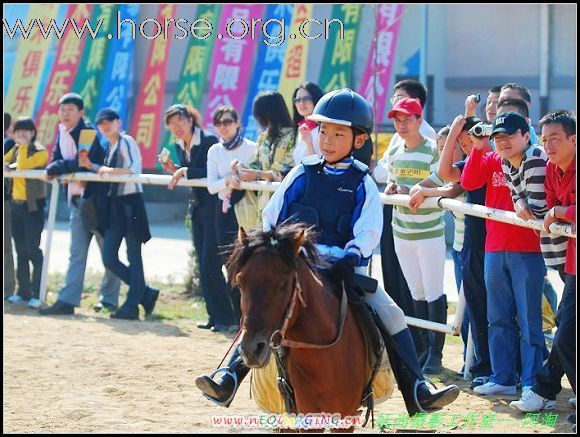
[160,104,236,332]
[235,91,296,226]
[207,106,257,323]
[290,82,324,164]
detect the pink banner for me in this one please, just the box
[130,4,176,169]
[358,4,404,126]
[204,4,264,130]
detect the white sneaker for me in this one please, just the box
[510,390,557,412]
[473,382,517,396]
[7,295,24,303]
[27,298,42,309]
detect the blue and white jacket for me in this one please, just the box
[262,155,383,266]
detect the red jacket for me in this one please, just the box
[461,148,541,253]
[545,158,576,275]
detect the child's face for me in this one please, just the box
[97,119,121,138]
[436,134,447,154]
[318,122,365,163]
[13,129,33,144]
[457,131,474,156]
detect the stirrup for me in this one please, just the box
[201,367,239,407]
[412,377,437,414]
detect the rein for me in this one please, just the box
[269,272,348,350]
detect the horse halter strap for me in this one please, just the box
[269,272,348,350]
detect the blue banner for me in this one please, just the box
[241,4,294,142]
[96,4,140,125]
[2,4,30,96]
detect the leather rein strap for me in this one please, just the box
[269,272,348,350]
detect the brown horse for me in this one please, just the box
[227,223,369,431]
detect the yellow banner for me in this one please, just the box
[4,4,59,117]
[278,4,313,113]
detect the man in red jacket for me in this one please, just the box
[461,113,546,397]
[510,110,576,429]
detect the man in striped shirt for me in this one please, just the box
[385,97,448,374]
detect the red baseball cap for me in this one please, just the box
[387,97,423,119]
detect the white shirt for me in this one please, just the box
[105,133,143,196]
[373,119,437,183]
[206,138,257,200]
[292,125,320,164]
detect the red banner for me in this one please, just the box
[35,5,94,154]
[130,4,176,169]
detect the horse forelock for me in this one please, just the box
[226,223,319,284]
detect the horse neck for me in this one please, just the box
[285,258,341,344]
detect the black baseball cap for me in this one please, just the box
[490,111,529,138]
[95,108,120,124]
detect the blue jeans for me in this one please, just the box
[58,201,121,307]
[484,251,546,387]
[452,248,470,356]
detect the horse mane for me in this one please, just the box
[226,222,320,284]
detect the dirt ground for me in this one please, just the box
[3,303,575,434]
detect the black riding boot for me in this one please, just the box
[195,347,250,407]
[422,295,448,374]
[412,299,430,366]
[388,329,460,415]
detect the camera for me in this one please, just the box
[474,93,481,103]
[469,122,493,137]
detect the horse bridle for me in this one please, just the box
[268,272,348,350]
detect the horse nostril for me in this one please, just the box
[254,341,267,358]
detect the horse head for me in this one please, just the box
[227,223,318,368]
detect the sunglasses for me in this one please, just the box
[214,119,235,127]
[293,96,313,104]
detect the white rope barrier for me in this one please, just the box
[5,169,575,237]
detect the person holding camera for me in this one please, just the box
[436,114,494,388]
[465,86,502,124]
[461,112,546,397]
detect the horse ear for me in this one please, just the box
[292,229,307,255]
[238,227,248,245]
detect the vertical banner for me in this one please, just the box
[130,4,176,169]
[35,5,94,152]
[318,4,362,92]
[3,4,30,96]
[4,4,59,118]
[242,4,294,142]
[358,4,404,126]
[33,4,70,115]
[96,4,140,124]
[71,4,118,122]
[161,4,221,165]
[278,4,313,114]
[204,4,265,130]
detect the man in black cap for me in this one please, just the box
[40,94,121,315]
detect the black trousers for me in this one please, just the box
[380,204,424,355]
[533,273,576,399]
[462,248,492,377]
[11,201,45,300]
[214,198,241,324]
[191,203,236,326]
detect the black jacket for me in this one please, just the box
[175,128,219,217]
